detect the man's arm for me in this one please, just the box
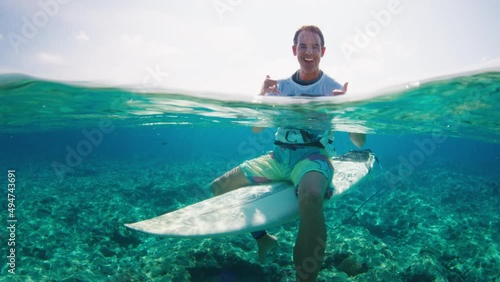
[254,75,280,132]
[332,82,348,96]
[332,82,364,147]
[260,75,280,96]
[349,132,366,148]
[252,127,265,133]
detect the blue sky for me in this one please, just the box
[0,0,499,96]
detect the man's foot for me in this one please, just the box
[256,234,278,264]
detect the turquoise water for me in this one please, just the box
[0,72,499,281]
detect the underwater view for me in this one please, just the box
[0,71,499,281]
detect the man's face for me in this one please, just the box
[292,30,326,75]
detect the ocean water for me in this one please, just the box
[0,71,499,281]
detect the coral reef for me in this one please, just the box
[0,154,498,281]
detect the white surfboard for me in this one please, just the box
[125,150,375,238]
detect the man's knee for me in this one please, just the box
[297,171,328,203]
[211,166,249,196]
[210,178,222,195]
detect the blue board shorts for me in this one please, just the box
[239,144,334,199]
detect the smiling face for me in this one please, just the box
[292,30,326,81]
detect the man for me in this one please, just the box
[211,25,365,281]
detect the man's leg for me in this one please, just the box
[294,171,327,282]
[210,166,278,263]
[210,166,251,196]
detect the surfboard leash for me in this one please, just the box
[331,153,388,230]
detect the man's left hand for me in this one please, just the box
[332,82,348,96]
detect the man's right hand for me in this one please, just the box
[260,75,280,95]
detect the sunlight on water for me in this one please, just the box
[1,71,499,143]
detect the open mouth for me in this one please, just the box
[303,58,314,63]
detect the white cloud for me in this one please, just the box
[0,33,3,40]
[75,31,89,41]
[36,52,64,65]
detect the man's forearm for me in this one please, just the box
[349,133,366,148]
